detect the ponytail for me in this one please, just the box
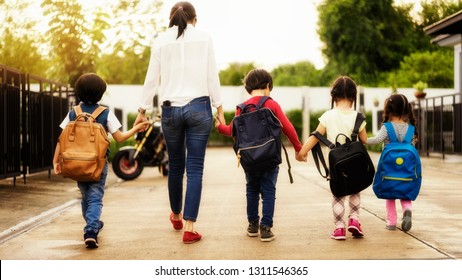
[169,2,196,39]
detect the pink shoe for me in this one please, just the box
[348,218,364,237]
[169,213,183,230]
[183,231,202,244]
[331,228,346,240]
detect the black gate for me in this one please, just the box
[413,94,462,158]
[377,93,462,157]
[0,66,22,179]
[0,64,72,182]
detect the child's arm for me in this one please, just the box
[366,125,387,145]
[359,127,368,144]
[111,121,150,143]
[296,123,326,161]
[53,143,61,175]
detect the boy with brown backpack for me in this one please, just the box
[53,73,148,249]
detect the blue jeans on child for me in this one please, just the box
[245,166,279,227]
[161,96,213,222]
[77,162,108,234]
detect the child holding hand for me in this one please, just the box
[297,76,368,240]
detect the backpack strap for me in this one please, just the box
[91,106,107,119]
[384,122,400,143]
[403,125,415,144]
[310,131,334,180]
[237,96,271,114]
[281,143,294,184]
[351,113,365,142]
[256,96,270,109]
[384,122,415,144]
[72,105,107,120]
[73,105,83,116]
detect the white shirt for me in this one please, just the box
[319,108,366,144]
[140,24,222,109]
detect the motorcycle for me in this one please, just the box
[112,116,168,180]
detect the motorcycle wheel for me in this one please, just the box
[112,150,144,180]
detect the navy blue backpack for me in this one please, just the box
[373,122,422,200]
[232,96,293,183]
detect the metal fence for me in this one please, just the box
[377,93,462,158]
[413,94,462,158]
[0,65,72,183]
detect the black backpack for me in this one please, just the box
[310,113,374,197]
[232,96,293,182]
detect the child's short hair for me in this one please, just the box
[330,76,357,109]
[243,69,273,94]
[74,73,107,104]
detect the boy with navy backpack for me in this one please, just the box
[367,94,422,232]
[215,69,302,242]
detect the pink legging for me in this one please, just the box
[386,199,412,226]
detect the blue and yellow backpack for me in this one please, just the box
[372,122,422,200]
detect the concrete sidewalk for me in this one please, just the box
[0,147,461,260]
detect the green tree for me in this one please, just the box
[382,0,462,89]
[219,63,256,85]
[317,0,427,85]
[41,0,105,85]
[95,0,162,84]
[385,49,453,88]
[271,61,322,86]
[420,0,462,27]
[97,43,151,84]
[0,0,50,76]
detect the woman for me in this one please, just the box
[135,1,225,244]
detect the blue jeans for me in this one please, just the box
[161,96,213,222]
[77,162,108,234]
[245,166,279,227]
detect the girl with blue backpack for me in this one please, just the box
[367,94,422,232]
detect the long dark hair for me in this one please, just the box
[382,93,418,138]
[169,1,196,39]
[330,76,357,109]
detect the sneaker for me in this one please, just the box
[98,221,104,233]
[348,218,364,237]
[183,231,202,244]
[401,209,412,232]
[331,228,346,240]
[84,231,98,249]
[170,212,183,230]
[260,225,275,242]
[247,220,259,237]
[386,224,396,230]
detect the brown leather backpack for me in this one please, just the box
[58,105,110,182]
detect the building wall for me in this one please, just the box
[101,85,456,133]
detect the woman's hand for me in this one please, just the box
[214,114,223,129]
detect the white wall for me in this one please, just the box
[101,84,456,132]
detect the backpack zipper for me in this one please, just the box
[237,138,275,167]
[382,176,413,182]
[62,155,97,161]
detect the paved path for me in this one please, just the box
[0,147,461,261]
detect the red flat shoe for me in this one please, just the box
[183,231,202,244]
[170,213,183,230]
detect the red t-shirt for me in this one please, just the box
[217,95,302,152]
